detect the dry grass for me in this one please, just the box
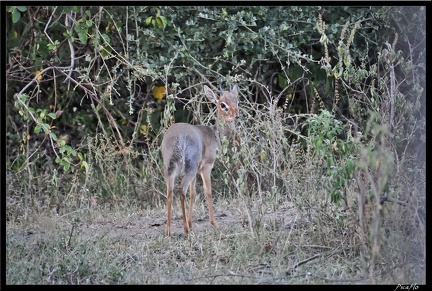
[6,190,424,284]
[6,98,425,285]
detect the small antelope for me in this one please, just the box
[162,84,239,236]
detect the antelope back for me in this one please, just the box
[161,123,220,178]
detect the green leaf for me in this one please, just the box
[63,145,73,152]
[100,44,112,58]
[78,30,88,44]
[48,113,57,119]
[278,74,288,89]
[101,33,111,43]
[155,17,163,29]
[37,39,49,58]
[347,159,355,172]
[86,20,93,27]
[42,123,50,133]
[16,6,27,12]
[158,15,167,28]
[7,30,20,48]
[50,132,58,141]
[12,9,20,23]
[34,125,41,134]
[145,16,153,25]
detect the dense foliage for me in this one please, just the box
[6,6,425,170]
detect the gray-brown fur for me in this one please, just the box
[161,85,239,236]
[162,124,220,180]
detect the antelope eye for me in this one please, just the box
[220,102,228,111]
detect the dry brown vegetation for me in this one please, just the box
[6,96,425,284]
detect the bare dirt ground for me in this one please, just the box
[76,199,300,241]
[11,195,301,255]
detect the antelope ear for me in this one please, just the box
[204,85,219,104]
[231,84,239,96]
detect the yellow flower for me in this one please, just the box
[140,124,148,135]
[34,69,43,81]
[106,21,115,32]
[80,161,89,172]
[152,85,166,100]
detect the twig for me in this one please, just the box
[300,244,332,249]
[286,253,323,274]
[43,6,58,44]
[388,43,396,130]
[63,12,76,84]
[192,67,220,92]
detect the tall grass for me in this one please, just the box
[6,89,425,284]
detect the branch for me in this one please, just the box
[63,12,76,84]
[286,253,323,274]
[385,42,396,130]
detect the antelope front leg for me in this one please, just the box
[200,166,217,228]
